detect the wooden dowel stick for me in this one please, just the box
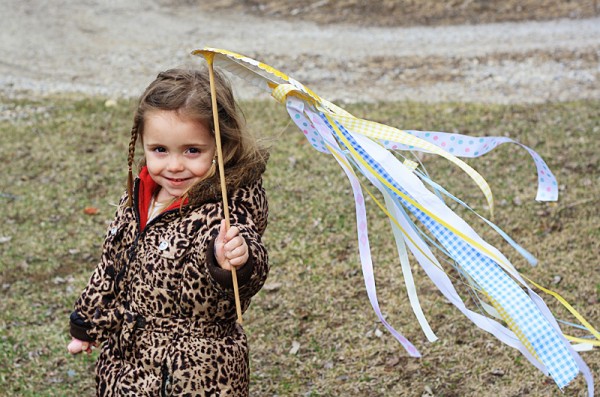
[205,54,243,324]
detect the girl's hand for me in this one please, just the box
[215,220,249,270]
[67,338,95,355]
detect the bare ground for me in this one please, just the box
[0,0,599,103]
[207,0,599,27]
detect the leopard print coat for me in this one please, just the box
[70,157,268,396]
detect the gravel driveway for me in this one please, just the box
[1,0,599,103]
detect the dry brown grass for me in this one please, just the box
[1,97,598,396]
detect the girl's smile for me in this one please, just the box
[164,177,189,186]
[142,110,216,202]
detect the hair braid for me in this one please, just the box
[126,116,141,207]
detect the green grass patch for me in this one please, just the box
[1,95,598,396]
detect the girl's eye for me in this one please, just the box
[187,148,200,154]
[153,147,167,153]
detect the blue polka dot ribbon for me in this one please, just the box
[380,130,558,202]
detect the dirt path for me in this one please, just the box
[1,0,599,103]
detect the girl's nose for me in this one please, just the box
[167,155,185,172]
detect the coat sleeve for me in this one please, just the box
[69,195,131,343]
[205,179,269,301]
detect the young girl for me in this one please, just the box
[67,67,269,396]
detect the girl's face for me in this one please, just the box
[143,110,216,202]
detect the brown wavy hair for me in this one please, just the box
[125,67,266,206]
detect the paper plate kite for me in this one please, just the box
[193,48,598,396]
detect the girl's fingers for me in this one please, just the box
[226,240,248,267]
[228,254,249,267]
[225,225,240,241]
[67,340,79,354]
[68,338,86,354]
[215,222,248,268]
[225,238,247,257]
[224,237,242,252]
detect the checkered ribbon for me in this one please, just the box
[323,114,583,389]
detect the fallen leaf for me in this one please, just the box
[491,368,505,376]
[512,196,522,206]
[551,275,562,285]
[84,207,99,215]
[263,282,282,292]
[289,340,300,355]
[422,385,434,397]
[385,356,401,368]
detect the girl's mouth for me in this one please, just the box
[165,177,189,186]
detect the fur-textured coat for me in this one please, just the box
[70,157,268,396]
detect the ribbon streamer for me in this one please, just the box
[194,48,598,396]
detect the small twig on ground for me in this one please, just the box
[555,197,599,217]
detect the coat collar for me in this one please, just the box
[187,149,269,206]
[136,167,187,230]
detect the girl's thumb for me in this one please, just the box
[218,220,227,241]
